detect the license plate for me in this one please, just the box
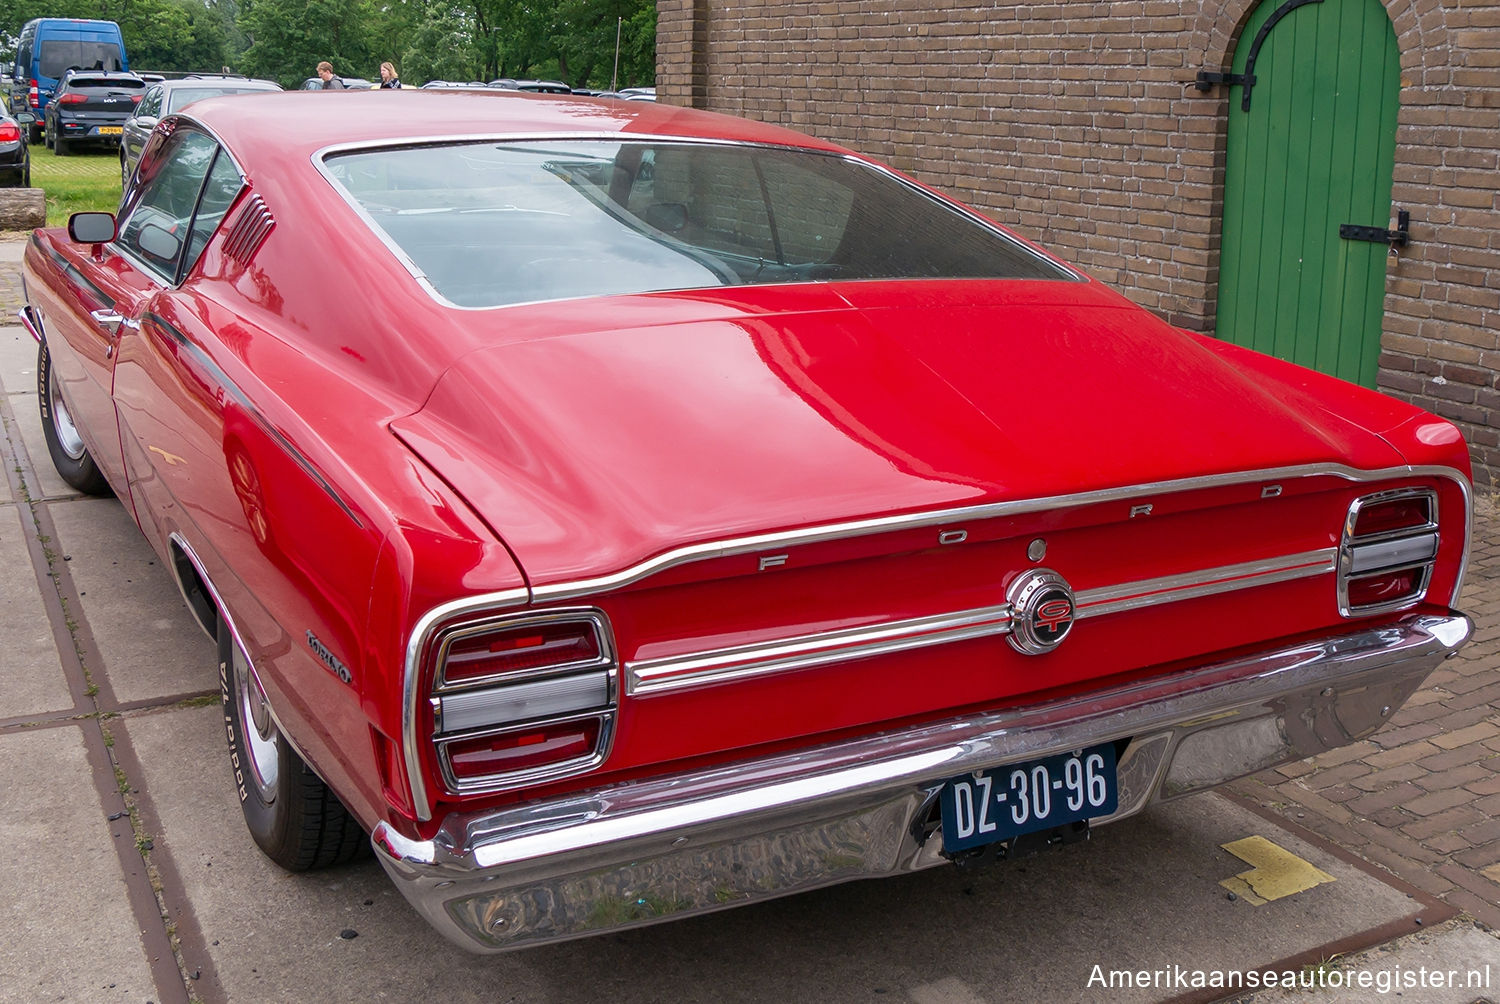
[95,126,122,135]
[940,742,1119,852]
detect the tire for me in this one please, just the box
[27,123,42,145]
[219,613,368,870]
[36,340,111,496]
[53,134,68,156]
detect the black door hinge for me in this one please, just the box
[1339,209,1410,247]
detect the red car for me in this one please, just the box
[22,91,1473,952]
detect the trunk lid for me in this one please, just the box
[392,278,1404,587]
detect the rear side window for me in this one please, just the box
[40,41,123,79]
[324,139,1073,309]
[118,128,241,283]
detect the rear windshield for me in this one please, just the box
[40,41,124,79]
[64,76,143,91]
[323,140,1074,309]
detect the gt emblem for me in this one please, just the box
[1006,568,1076,656]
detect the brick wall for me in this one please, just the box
[656,0,1500,488]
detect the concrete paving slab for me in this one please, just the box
[1245,919,1500,1002]
[0,238,25,264]
[0,503,71,718]
[12,390,80,502]
[128,703,1432,1003]
[0,324,35,397]
[0,726,156,1003]
[48,497,213,704]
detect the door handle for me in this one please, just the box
[90,308,123,326]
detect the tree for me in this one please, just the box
[238,0,379,87]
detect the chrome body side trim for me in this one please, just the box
[1074,548,1337,619]
[527,465,1469,604]
[629,604,1012,696]
[374,612,1471,953]
[146,312,365,531]
[399,463,1470,821]
[167,532,314,770]
[626,549,1335,697]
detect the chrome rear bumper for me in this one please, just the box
[373,612,1471,952]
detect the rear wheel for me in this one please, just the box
[53,134,68,156]
[37,340,111,496]
[27,123,42,145]
[219,613,368,870]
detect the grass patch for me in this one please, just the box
[31,143,122,227]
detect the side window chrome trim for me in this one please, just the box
[114,121,247,289]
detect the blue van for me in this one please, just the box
[10,18,129,142]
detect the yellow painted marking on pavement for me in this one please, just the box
[1219,835,1334,905]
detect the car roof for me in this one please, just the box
[183,89,848,163]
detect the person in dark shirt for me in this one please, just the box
[378,62,402,89]
[316,61,346,89]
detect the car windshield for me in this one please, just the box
[166,86,266,113]
[322,140,1074,308]
[40,41,123,78]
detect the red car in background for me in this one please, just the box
[21,90,1473,951]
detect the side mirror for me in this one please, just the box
[68,211,117,244]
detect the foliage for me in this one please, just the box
[0,0,655,90]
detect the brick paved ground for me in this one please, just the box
[1235,492,1500,930]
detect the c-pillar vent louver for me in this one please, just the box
[223,193,274,266]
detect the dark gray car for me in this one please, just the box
[45,69,144,156]
[120,75,281,184]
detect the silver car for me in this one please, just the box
[120,74,281,185]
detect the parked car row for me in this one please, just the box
[0,106,29,186]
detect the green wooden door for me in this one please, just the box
[1215,0,1401,388]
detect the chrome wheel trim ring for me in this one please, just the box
[234,643,280,802]
[47,367,88,461]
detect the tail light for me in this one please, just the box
[1339,489,1438,616]
[426,609,616,794]
[0,123,19,143]
[57,93,87,105]
[131,94,142,103]
[28,80,38,108]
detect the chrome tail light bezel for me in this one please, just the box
[1338,488,1439,617]
[425,607,619,797]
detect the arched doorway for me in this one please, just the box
[1214,0,1402,388]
